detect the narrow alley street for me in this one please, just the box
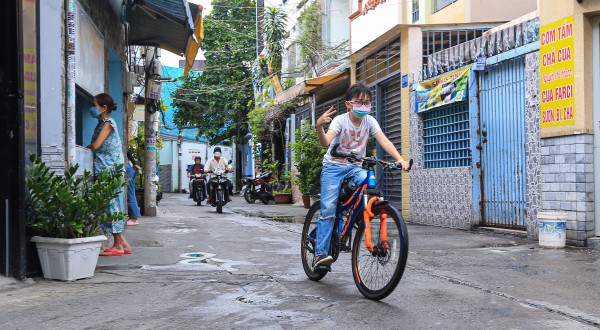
[1,194,599,329]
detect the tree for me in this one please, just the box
[262,7,287,74]
[171,0,256,145]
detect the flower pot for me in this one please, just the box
[302,194,311,209]
[274,193,293,204]
[31,235,107,281]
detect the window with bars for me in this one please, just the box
[412,0,419,23]
[423,102,471,168]
[356,38,401,85]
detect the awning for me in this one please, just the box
[275,81,306,105]
[183,5,204,76]
[127,0,202,69]
[305,71,348,94]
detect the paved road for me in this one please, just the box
[1,194,599,329]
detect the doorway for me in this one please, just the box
[0,0,24,278]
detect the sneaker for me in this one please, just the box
[340,243,351,252]
[314,255,333,267]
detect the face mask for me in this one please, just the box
[352,106,370,118]
[214,152,221,157]
[90,107,102,118]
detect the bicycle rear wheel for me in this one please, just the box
[301,201,327,281]
[351,203,408,300]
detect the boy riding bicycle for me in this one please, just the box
[314,82,410,267]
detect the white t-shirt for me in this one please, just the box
[205,157,229,178]
[323,113,381,166]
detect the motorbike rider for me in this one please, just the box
[186,156,206,200]
[205,147,234,202]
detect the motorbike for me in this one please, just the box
[191,173,207,206]
[241,171,273,205]
[208,162,232,213]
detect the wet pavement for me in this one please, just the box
[0,193,599,329]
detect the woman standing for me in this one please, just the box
[87,93,132,256]
[126,150,142,226]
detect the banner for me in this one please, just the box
[540,16,574,128]
[415,66,470,113]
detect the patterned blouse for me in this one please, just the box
[92,117,124,174]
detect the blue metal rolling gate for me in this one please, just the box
[478,55,527,229]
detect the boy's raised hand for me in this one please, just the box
[317,106,336,127]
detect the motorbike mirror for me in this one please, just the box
[228,160,232,164]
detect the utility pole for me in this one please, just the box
[143,46,159,216]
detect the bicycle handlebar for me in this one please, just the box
[330,143,413,171]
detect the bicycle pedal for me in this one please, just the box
[314,265,332,273]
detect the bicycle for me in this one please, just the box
[300,144,412,300]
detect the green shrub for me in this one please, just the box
[26,154,127,239]
[291,124,327,196]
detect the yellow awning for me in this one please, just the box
[183,6,204,77]
[304,71,347,93]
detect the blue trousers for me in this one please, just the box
[315,164,366,257]
[126,163,141,219]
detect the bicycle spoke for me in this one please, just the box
[355,212,402,292]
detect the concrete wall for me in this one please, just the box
[426,0,536,25]
[468,0,537,24]
[350,0,404,53]
[40,0,126,171]
[525,52,543,240]
[324,0,349,47]
[539,1,600,138]
[428,0,466,24]
[40,0,66,173]
[540,135,595,246]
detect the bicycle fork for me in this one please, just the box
[362,196,388,253]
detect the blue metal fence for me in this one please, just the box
[423,102,471,168]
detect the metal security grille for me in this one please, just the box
[479,55,526,229]
[378,77,402,204]
[315,96,345,119]
[423,102,471,168]
[422,29,488,77]
[356,38,400,85]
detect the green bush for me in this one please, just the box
[26,154,127,239]
[291,124,327,196]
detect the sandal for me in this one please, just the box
[100,248,124,257]
[126,219,140,226]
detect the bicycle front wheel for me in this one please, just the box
[301,201,327,281]
[351,203,408,300]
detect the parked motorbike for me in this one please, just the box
[208,161,232,213]
[241,171,273,205]
[191,173,207,206]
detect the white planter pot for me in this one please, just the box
[31,235,107,281]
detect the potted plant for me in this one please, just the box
[273,169,293,204]
[291,124,327,208]
[26,155,127,281]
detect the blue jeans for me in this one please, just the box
[126,163,141,219]
[315,164,366,257]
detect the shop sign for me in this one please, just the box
[414,66,470,113]
[540,16,575,128]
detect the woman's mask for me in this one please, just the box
[214,152,221,157]
[90,107,102,118]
